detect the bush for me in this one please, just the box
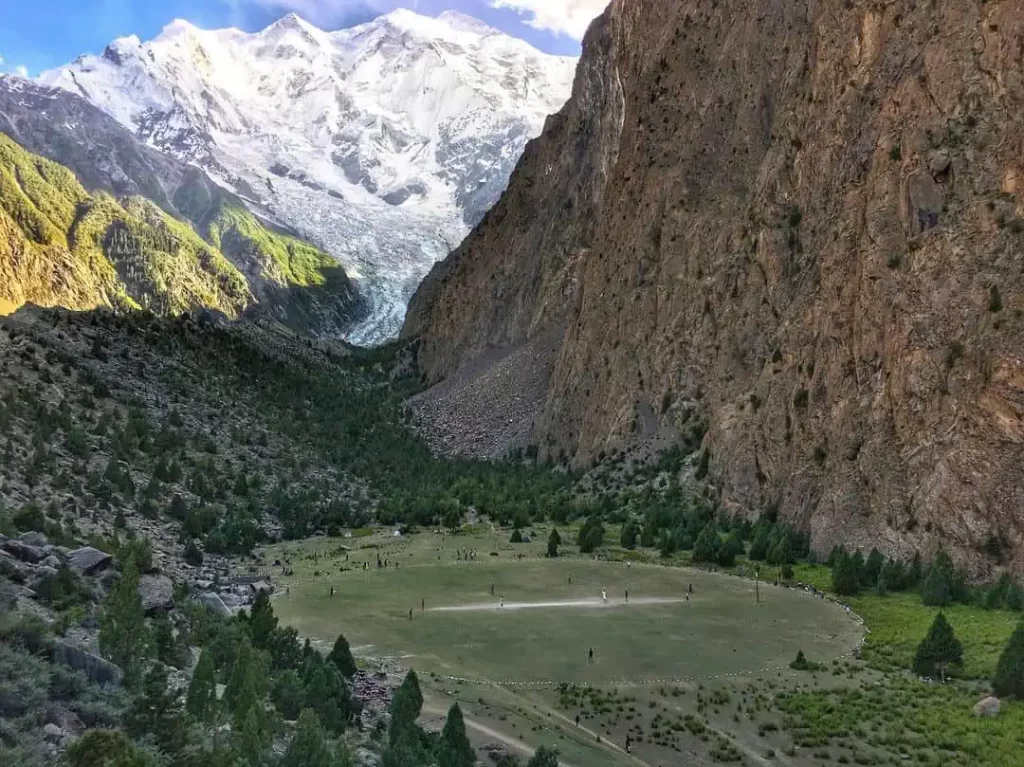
[12,502,46,533]
[183,539,203,567]
[790,650,822,672]
[66,730,154,767]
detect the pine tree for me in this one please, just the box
[302,656,351,735]
[186,649,217,721]
[389,670,423,744]
[718,530,743,567]
[236,704,269,767]
[850,551,865,583]
[992,623,1024,699]
[328,633,357,678]
[863,548,885,588]
[913,612,963,681]
[437,703,475,767]
[126,663,186,757]
[249,590,278,648]
[768,535,793,567]
[748,526,770,561]
[272,670,305,720]
[831,551,860,596]
[383,726,426,767]
[99,554,147,685]
[282,710,332,767]
[879,558,905,593]
[692,522,720,564]
[921,561,952,607]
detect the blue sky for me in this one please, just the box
[0,0,609,76]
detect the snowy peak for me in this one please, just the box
[39,11,577,343]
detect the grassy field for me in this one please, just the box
[250,528,866,766]
[792,564,1021,678]
[251,529,1024,767]
[265,530,861,686]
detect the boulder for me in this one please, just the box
[974,696,1001,718]
[2,539,44,563]
[219,592,243,608]
[66,547,113,574]
[198,592,232,618]
[138,574,174,612]
[19,531,49,547]
[43,723,64,742]
[33,566,60,581]
[41,555,63,569]
[50,641,123,687]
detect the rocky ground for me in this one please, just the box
[407,328,564,461]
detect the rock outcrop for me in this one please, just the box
[404,0,1024,573]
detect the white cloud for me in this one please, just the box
[0,55,5,66]
[14,65,28,78]
[491,0,610,40]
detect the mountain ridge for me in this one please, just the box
[41,10,577,343]
[0,77,364,332]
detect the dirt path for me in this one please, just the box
[429,596,687,612]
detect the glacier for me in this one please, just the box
[40,10,576,344]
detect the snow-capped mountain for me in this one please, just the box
[41,10,577,343]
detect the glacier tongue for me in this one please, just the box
[40,10,576,345]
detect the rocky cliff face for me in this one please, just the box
[404,0,1024,573]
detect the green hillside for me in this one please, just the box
[0,133,357,330]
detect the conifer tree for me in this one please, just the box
[992,623,1024,699]
[127,663,186,757]
[863,548,885,587]
[437,703,475,767]
[831,550,860,596]
[249,590,278,648]
[186,649,217,721]
[282,710,332,767]
[748,527,770,561]
[921,561,952,607]
[768,534,793,566]
[328,633,357,678]
[236,704,269,767]
[692,522,720,564]
[389,670,423,745]
[99,554,147,685]
[548,528,562,557]
[913,612,963,681]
